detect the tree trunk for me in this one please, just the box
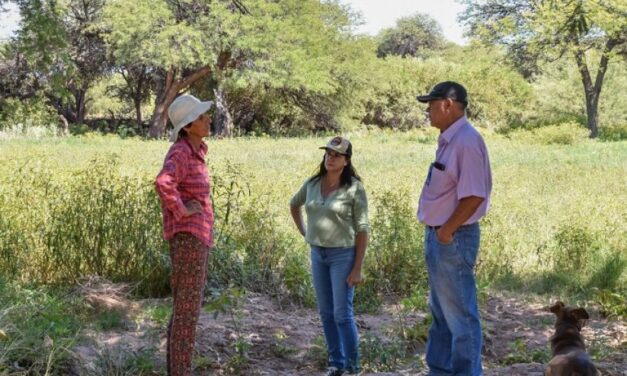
[147,66,212,139]
[148,96,171,139]
[47,94,77,124]
[213,85,234,137]
[75,89,87,126]
[134,97,143,127]
[134,70,144,127]
[584,92,599,139]
[573,39,615,138]
[58,114,69,135]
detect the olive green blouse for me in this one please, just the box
[290,177,369,248]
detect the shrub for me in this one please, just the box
[594,288,627,320]
[366,189,427,296]
[598,124,627,142]
[360,332,407,372]
[551,224,600,274]
[0,97,58,131]
[506,121,589,145]
[0,281,83,374]
[0,156,169,296]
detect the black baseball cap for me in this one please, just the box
[416,81,468,107]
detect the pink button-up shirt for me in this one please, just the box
[417,116,492,226]
[155,138,214,248]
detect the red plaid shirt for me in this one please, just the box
[155,138,214,248]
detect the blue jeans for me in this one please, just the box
[424,223,482,376]
[311,246,360,372]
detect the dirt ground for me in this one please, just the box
[72,281,627,376]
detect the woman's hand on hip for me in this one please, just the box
[346,268,363,288]
[183,200,203,216]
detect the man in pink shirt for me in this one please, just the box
[416,81,492,376]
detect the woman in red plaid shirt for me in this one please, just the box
[155,94,215,376]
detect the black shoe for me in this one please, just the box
[324,367,345,376]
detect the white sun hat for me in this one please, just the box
[167,94,213,142]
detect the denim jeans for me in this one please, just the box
[424,223,482,376]
[311,246,360,373]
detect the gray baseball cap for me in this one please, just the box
[319,136,352,157]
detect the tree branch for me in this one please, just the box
[232,0,251,15]
[176,65,212,92]
[594,38,618,92]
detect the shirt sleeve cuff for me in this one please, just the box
[457,189,487,200]
[355,224,370,233]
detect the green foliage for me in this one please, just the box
[205,287,251,374]
[366,189,426,296]
[0,96,58,131]
[460,0,627,135]
[102,0,363,135]
[0,132,624,373]
[95,309,126,331]
[0,132,625,311]
[103,0,216,69]
[91,345,160,376]
[0,154,169,295]
[500,222,626,298]
[599,124,627,142]
[521,56,627,131]
[360,332,407,372]
[282,252,316,307]
[551,224,601,274]
[209,163,314,304]
[505,122,590,145]
[404,315,431,349]
[271,329,297,358]
[69,123,91,135]
[143,304,171,326]
[0,281,82,374]
[87,74,132,118]
[3,0,624,138]
[358,57,430,129]
[587,251,627,293]
[400,285,430,313]
[360,46,532,129]
[306,335,328,370]
[500,339,551,365]
[396,290,432,353]
[376,13,446,58]
[204,287,246,319]
[13,0,109,125]
[460,0,626,70]
[593,289,627,320]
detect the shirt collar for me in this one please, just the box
[181,137,207,159]
[438,115,468,146]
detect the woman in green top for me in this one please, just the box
[290,136,369,376]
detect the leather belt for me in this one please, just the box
[426,223,476,231]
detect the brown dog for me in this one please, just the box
[545,301,597,376]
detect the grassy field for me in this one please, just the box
[1,129,626,297]
[0,127,627,284]
[0,128,626,374]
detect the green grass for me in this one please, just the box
[143,304,171,326]
[0,279,83,374]
[0,129,625,301]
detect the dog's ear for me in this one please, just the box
[571,308,589,321]
[550,301,565,314]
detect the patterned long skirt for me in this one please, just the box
[167,232,210,376]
